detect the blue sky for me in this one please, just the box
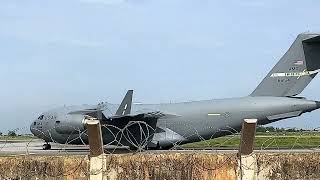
[1,0,320,133]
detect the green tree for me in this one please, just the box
[8,130,16,136]
[286,128,296,132]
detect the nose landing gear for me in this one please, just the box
[42,143,51,150]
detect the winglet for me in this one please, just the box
[115,90,133,116]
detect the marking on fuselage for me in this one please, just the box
[208,113,221,116]
[271,69,320,79]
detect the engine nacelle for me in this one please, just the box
[55,114,86,134]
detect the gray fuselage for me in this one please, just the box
[30,96,319,148]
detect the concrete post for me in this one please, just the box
[85,117,105,180]
[86,118,104,157]
[240,119,257,155]
[238,119,258,180]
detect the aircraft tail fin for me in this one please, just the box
[116,90,133,116]
[251,33,320,97]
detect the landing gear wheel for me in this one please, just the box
[147,142,161,150]
[42,143,51,150]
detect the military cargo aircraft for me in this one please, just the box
[31,33,320,150]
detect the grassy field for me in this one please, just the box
[1,132,320,149]
[182,132,320,149]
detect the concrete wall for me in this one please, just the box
[0,153,319,179]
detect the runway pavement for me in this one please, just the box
[0,140,319,156]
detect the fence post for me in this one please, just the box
[85,117,105,180]
[238,119,258,180]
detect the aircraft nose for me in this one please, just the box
[30,120,37,136]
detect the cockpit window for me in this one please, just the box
[38,115,44,120]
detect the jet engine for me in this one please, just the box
[55,114,86,134]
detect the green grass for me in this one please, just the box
[182,132,320,149]
[1,132,319,149]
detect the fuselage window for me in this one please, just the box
[38,115,44,120]
[33,122,36,126]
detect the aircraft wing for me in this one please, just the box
[106,111,181,122]
[68,90,180,121]
[67,89,180,148]
[68,90,133,120]
[67,105,107,119]
[69,108,180,122]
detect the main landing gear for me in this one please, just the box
[42,143,51,150]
